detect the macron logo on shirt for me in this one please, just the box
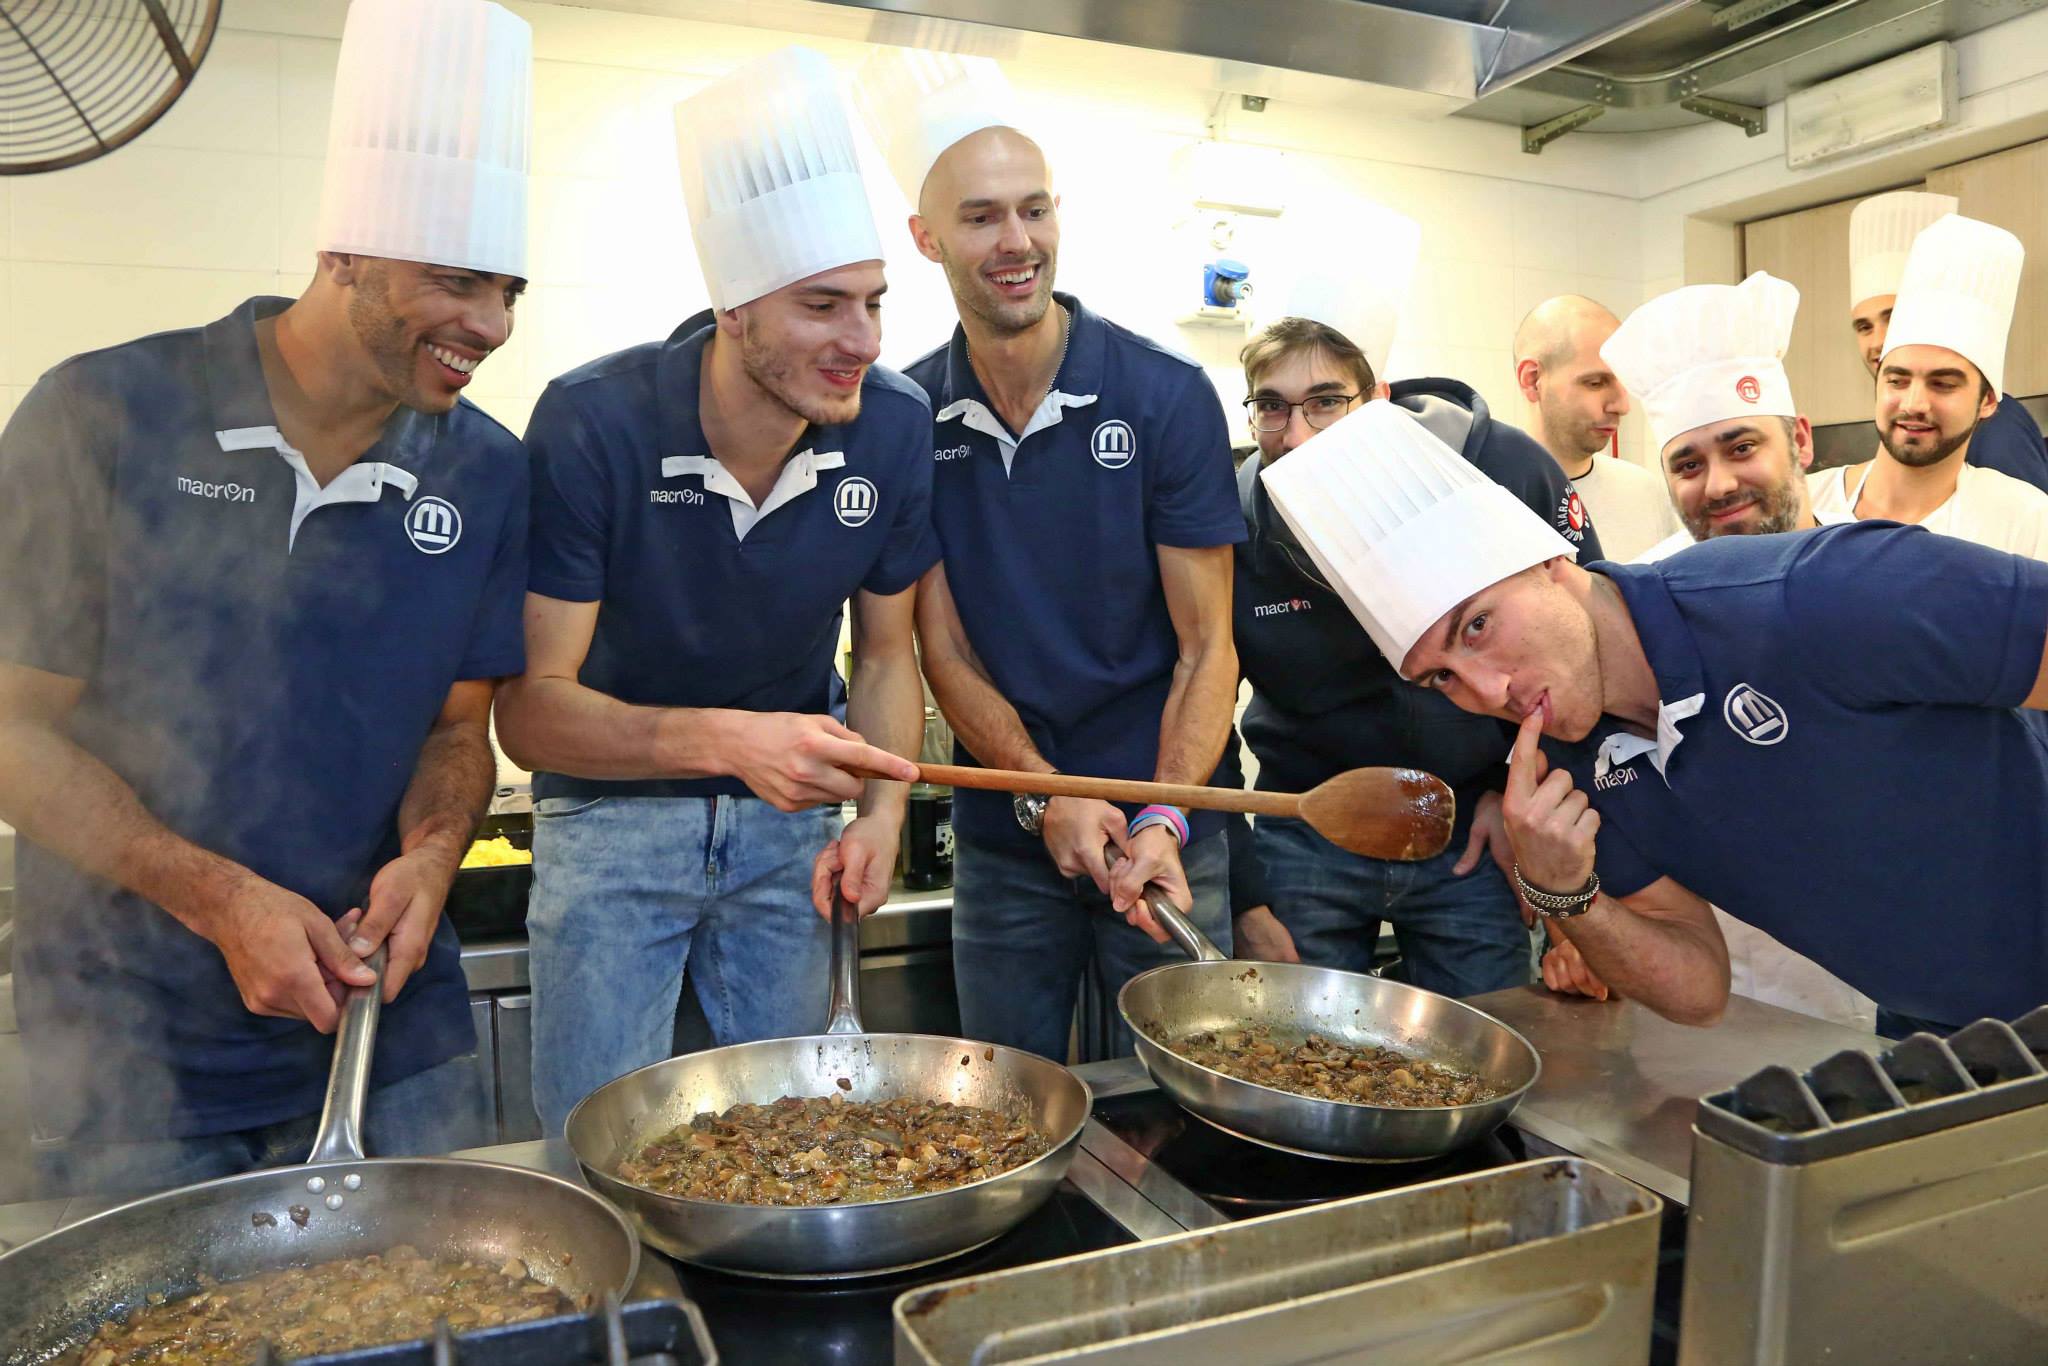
[649,487,706,505]
[175,475,257,504]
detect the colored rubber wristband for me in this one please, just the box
[1131,804,1190,847]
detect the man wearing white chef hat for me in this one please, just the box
[1842,192,2048,494]
[856,49,1244,1063]
[1613,272,1832,563]
[1265,399,2048,1040]
[498,47,934,1135]
[1221,207,1593,998]
[1588,273,1873,1031]
[1812,213,2048,558]
[0,0,534,1196]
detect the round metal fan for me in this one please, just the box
[1,0,221,175]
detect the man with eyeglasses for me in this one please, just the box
[1225,217,1600,997]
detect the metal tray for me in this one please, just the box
[894,1157,1662,1365]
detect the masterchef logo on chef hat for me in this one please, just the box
[1259,400,1575,668]
[1849,190,1957,308]
[853,48,1023,207]
[316,0,533,280]
[1882,213,2024,397]
[1601,271,1799,455]
[1251,203,1422,381]
[675,47,884,312]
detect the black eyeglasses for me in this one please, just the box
[1243,393,1362,433]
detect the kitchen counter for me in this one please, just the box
[1466,985,1882,1204]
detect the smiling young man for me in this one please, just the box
[496,48,929,1134]
[1814,214,2048,559]
[0,0,533,1197]
[858,53,1241,1061]
[1513,295,1678,561]
[1844,192,2048,495]
[1266,399,2048,1041]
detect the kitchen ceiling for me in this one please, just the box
[563,0,2048,142]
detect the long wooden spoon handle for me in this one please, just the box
[910,762,1302,818]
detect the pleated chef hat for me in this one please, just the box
[1260,400,1577,667]
[1601,272,1800,454]
[854,49,1021,207]
[1849,190,1958,308]
[675,47,884,311]
[1254,205,1422,379]
[316,0,532,280]
[1882,213,2024,396]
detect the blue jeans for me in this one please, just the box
[952,832,1232,1062]
[32,1054,489,1200]
[526,794,838,1134]
[1253,814,1531,998]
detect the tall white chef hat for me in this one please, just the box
[1849,190,1958,308]
[1601,271,1800,454]
[675,47,884,311]
[1881,213,2023,396]
[316,0,532,280]
[1253,205,1422,379]
[853,48,1022,207]
[1260,400,1577,667]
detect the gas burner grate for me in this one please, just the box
[250,1296,715,1366]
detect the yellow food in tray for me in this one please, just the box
[461,835,532,869]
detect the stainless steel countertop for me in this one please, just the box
[1465,985,1882,1205]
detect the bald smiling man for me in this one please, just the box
[1514,295,1680,561]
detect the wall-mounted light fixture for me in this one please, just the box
[1785,42,1955,170]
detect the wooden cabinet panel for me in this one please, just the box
[1742,190,1913,428]
[1928,144,2048,398]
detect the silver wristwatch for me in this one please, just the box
[1014,792,1050,834]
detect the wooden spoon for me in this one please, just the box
[899,762,1455,862]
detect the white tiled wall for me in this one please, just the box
[0,0,1651,458]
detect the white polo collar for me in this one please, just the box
[1592,691,1706,783]
[937,389,1099,477]
[661,448,846,541]
[216,425,419,553]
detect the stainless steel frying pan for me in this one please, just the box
[1120,893,1540,1162]
[566,896,1092,1278]
[0,953,641,1364]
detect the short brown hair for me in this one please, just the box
[1240,317,1376,396]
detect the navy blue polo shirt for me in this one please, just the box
[1550,522,2048,1025]
[904,294,1245,847]
[1971,395,2048,496]
[524,311,941,801]
[0,297,527,1142]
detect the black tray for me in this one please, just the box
[447,812,533,940]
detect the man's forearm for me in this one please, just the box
[919,639,1049,775]
[1152,637,1237,788]
[0,718,245,935]
[1551,892,1730,1025]
[397,715,497,867]
[847,649,922,821]
[494,676,747,781]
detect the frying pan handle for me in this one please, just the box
[825,893,865,1036]
[307,945,387,1166]
[1105,846,1228,963]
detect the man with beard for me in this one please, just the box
[1267,398,2048,1040]
[1561,273,1873,1030]
[857,53,1241,1061]
[1626,274,1835,565]
[1812,214,2048,558]
[497,48,929,1134]
[1843,192,2048,495]
[0,0,532,1196]
[1513,296,1679,561]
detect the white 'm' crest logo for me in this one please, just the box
[1091,420,1136,469]
[834,476,878,528]
[1723,684,1788,745]
[405,496,462,554]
